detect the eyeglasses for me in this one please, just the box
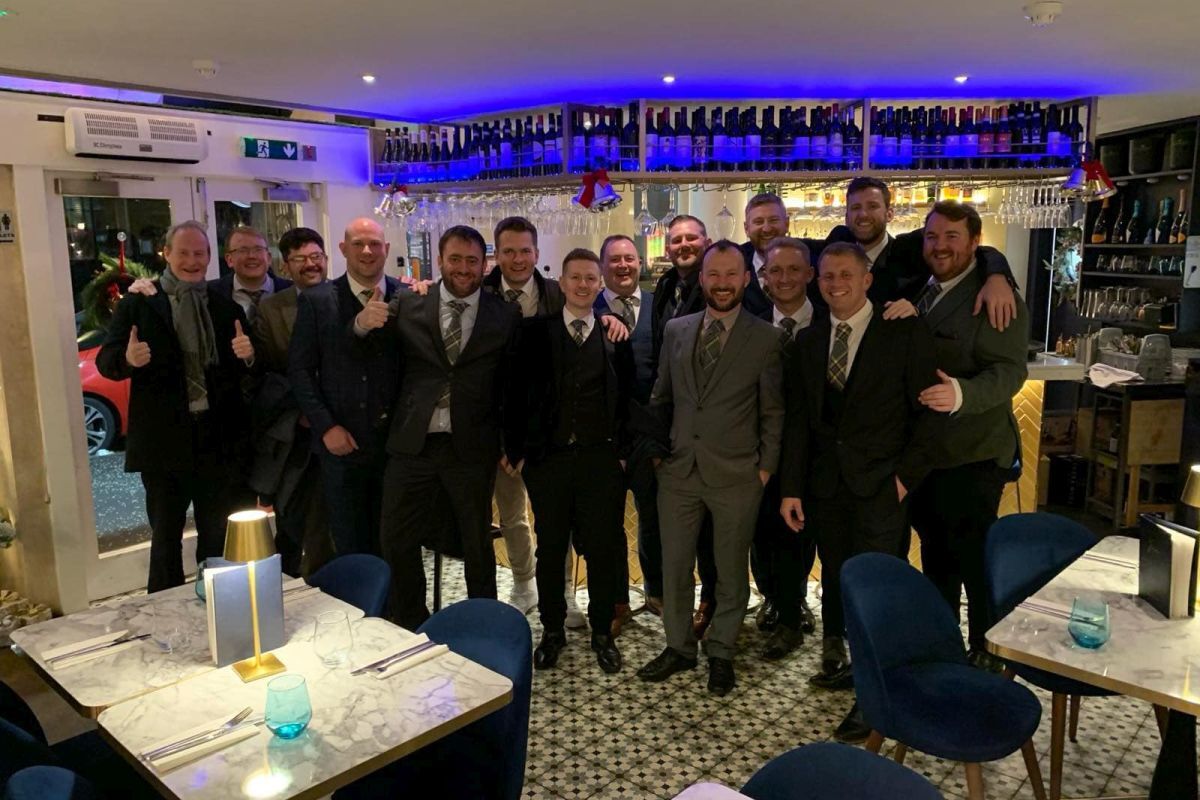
[286,253,327,266]
[228,246,269,257]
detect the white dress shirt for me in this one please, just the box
[828,299,874,377]
[427,286,481,434]
[752,249,766,285]
[863,234,891,270]
[562,307,596,343]
[231,274,275,316]
[347,273,386,306]
[924,261,978,413]
[772,298,814,332]
[603,287,643,327]
[501,275,540,319]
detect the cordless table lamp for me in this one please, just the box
[224,510,285,682]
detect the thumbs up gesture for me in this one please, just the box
[918,369,958,413]
[355,287,390,331]
[231,319,255,361]
[125,325,151,368]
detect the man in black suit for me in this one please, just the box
[779,241,942,742]
[97,221,257,592]
[596,234,660,621]
[752,237,821,660]
[289,217,402,558]
[506,248,634,673]
[651,215,720,639]
[737,193,789,317]
[211,226,293,325]
[360,225,522,629]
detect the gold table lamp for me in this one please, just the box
[1182,464,1200,511]
[224,510,286,682]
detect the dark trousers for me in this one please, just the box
[381,434,498,630]
[809,478,910,640]
[911,460,1008,650]
[318,449,384,557]
[140,418,243,593]
[525,443,626,634]
[697,515,718,605]
[626,454,663,599]
[274,456,334,578]
[753,475,817,630]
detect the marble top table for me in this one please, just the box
[672,782,754,799]
[986,534,1198,799]
[98,616,513,800]
[11,581,364,717]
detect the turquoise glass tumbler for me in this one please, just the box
[1067,597,1111,649]
[264,674,312,739]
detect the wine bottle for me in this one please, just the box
[742,106,761,171]
[927,108,945,170]
[761,106,778,171]
[466,125,480,179]
[1155,196,1175,244]
[675,107,693,171]
[644,107,658,171]
[1091,198,1111,244]
[727,107,744,171]
[658,109,674,172]
[962,105,979,169]
[897,108,912,169]
[845,107,863,170]
[810,107,828,170]
[450,126,465,180]
[416,128,429,178]
[995,107,1012,168]
[514,119,527,177]
[944,108,961,169]
[1110,199,1127,244]
[792,106,810,170]
[379,128,394,175]
[621,103,638,171]
[978,107,993,168]
[1045,105,1063,168]
[1170,189,1188,243]
[1067,106,1084,164]
[711,107,727,171]
[1010,105,1026,167]
[1124,199,1144,245]
[878,106,897,166]
[693,106,710,171]
[570,112,587,172]
[868,106,881,168]
[1028,107,1044,167]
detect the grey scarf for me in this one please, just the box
[160,269,218,412]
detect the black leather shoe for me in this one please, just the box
[533,630,567,670]
[637,648,698,682]
[968,647,1005,674]
[762,624,803,660]
[707,657,736,696]
[809,659,854,690]
[799,599,816,634]
[591,633,622,674]
[755,599,780,632]
[833,702,872,744]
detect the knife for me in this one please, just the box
[350,640,438,675]
[46,633,152,664]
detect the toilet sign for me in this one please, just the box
[0,210,14,244]
[242,137,299,161]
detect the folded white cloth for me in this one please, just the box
[42,630,144,670]
[376,644,449,680]
[282,577,308,592]
[1088,363,1143,388]
[142,713,261,773]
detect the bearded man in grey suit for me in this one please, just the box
[636,240,785,696]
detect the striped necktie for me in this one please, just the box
[570,319,587,346]
[827,322,852,391]
[779,317,797,343]
[616,296,637,330]
[916,281,942,315]
[698,318,725,386]
[437,300,468,408]
[504,288,521,304]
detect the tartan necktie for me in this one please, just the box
[570,319,587,346]
[437,300,469,409]
[779,316,797,343]
[915,280,942,315]
[616,295,637,330]
[698,318,725,386]
[241,289,265,322]
[827,322,852,391]
[504,288,522,304]
[358,288,374,306]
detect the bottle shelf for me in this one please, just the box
[1109,169,1193,183]
[1082,243,1186,251]
[1080,271,1182,280]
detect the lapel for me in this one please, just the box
[842,307,884,398]
[457,289,495,364]
[922,268,980,333]
[802,315,831,421]
[593,294,612,315]
[333,275,361,327]
[426,282,451,367]
[275,286,300,342]
[677,313,703,401]
[146,286,172,329]
[700,311,752,402]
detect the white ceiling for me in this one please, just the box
[1,0,1199,127]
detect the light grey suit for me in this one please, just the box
[651,308,784,660]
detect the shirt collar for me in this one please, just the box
[441,284,480,307]
[831,299,874,329]
[752,250,765,271]
[346,272,385,299]
[603,286,642,307]
[234,274,273,295]
[501,275,536,297]
[704,305,740,330]
[863,234,891,269]
[773,297,813,329]
[934,260,977,295]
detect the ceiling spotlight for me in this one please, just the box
[954,74,969,84]
[1023,1,1063,27]
[661,74,676,85]
[361,74,376,84]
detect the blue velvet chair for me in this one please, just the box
[333,598,533,800]
[0,683,155,799]
[4,766,101,800]
[740,742,943,799]
[985,512,1114,800]
[841,553,1047,800]
[307,553,391,617]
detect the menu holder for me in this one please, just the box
[204,554,285,667]
[1137,514,1199,620]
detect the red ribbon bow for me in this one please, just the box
[577,169,611,209]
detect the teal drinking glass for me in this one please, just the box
[1067,596,1111,649]
[264,674,312,739]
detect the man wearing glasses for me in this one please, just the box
[213,226,292,323]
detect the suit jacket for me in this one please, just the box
[650,266,705,380]
[779,304,942,502]
[481,267,565,316]
[381,283,522,464]
[594,290,655,404]
[96,282,252,473]
[650,309,784,487]
[254,285,301,374]
[918,267,1029,470]
[735,242,774,316]
[504,312,635,466]
[755,303,828,355]
[209,272,294,306]
[288,274,403,460]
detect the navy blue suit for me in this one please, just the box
[208,272,293,310]
[289,273,403,555]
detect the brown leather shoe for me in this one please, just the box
[610,603,634,637]
[643,596,664,617]
[692,600,715,639]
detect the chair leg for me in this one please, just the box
[433,553,443,613]
[893,743,908,765]
[964,762,986,800]
[864,730,884,754]
[1153,704,1169,740]
[1050,693,1066,800]
[1068,695,1081,743]
[1021,740,1048,800]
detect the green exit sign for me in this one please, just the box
[243,137,298,160]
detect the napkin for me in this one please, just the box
[1018,598,1073,618]
[376,644,450,680]
[282,577,308,593]
[142,714,262,773]
[1088,363,1144,388]
[42,630,144,670]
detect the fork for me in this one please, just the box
[141,706,253,761]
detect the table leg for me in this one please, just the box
[1149,710,1196,800]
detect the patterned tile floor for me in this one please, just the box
[431,559,1169,800]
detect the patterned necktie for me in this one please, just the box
[504,288,522,304]
[241,289,265,323]
[778,316,797,343]
[616,296,637,330]
[827,322,852,390]
[358,288,374,306]
[437,300,469,408]
[915,280,942,315]
[570,318,587,346]
[673,282,684,310]
[698,318,725,386]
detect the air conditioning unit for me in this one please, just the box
[64,108,208,164]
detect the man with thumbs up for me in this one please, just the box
[910,201,1029,663]
[97,221,256,592]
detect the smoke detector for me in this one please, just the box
[1023,1,1063,26]
[192,59,219,79]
